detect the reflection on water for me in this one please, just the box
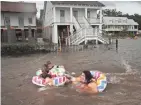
[1,38,141,105]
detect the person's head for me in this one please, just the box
[81,70,93,84]
[46,61,53,69]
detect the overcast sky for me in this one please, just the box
[32,1,141,18]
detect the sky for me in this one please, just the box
[27,1,141,18]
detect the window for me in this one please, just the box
[19,17,24,27]
[118,19,121,23]
[28,17,32,24]
[60,10,65,17]
[110,20,113,23]
[4,17,10,26]
[135,25,138,29]
[87,11,90,18]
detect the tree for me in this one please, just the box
[36,18,42,27]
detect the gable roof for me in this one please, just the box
[1,1,37,13]
[103,17,139,25]
[51,1,105,7]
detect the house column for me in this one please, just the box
[99,9,103,34]
[85,8,87,18]
[52,24,58,44]
[70,7,73,33]
[53,7,56,23]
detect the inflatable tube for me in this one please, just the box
[36,70,43,76]
[48,66,66,77]
[32,75,68,87]
[36,65,66,77]
[32,76,50,87]
[52,76,67,86]
[96,73,107,92]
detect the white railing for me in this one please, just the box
[66,28,109,45]
[82,16,91,28]
[72,16,81,30]
[76,17,84,24]
[66,16,108,45]
[86,28,94,35]
[75,17,100,24]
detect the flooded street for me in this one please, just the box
[1,38,141,105]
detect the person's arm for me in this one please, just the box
[71,76,81,84]
[78,82,98,94]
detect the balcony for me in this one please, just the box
[104,28,138,32]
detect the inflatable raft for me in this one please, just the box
[32,75,67,87]
[32,65,67,87]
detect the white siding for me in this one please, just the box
[90,9,97,18]
[56,7,70,23]
[44,1,53,26]
[43,1,53,39]
[24,13,36,26]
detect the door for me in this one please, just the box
[87,11,91,21]
[73,11,78,20]
[19,17,24,28]
[87,11,90,18]
[60,10,65,22]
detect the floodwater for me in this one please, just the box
[1,38,141,105]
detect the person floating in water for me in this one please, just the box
[33,61,67,87]
[71,70,107,94]
[39,61,65,78]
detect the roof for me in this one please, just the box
[103,17,138,25]
[1,1,37,13]
[51,1,105,7]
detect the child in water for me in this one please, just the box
[40,61,66,79]
[39,61,54,79]
[71,70,107,94]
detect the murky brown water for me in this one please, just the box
[1,38,141,105]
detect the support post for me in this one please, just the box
[53,7,56,23]
[85,8,87,18]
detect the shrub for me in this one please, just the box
[1,43,52,56]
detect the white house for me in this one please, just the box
[43,1,108,45]
[103,17,139,34]
[1,1,37,43]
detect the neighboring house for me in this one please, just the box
[1,1,37,43]
[103,17,139,34]
[43,1,108,45]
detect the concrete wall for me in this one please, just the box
[1,12,36,27]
